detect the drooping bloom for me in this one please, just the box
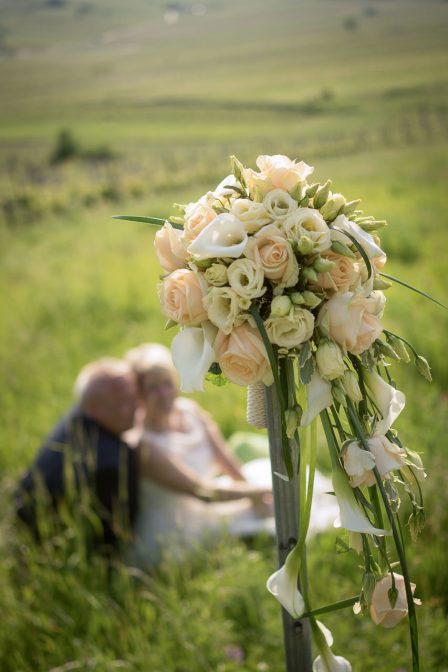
[332,464,390,535]
[364,371,406,435]
[370,573,420,628]
[300,372,333,427]
[266,561,305,619]
[312,621,352,672]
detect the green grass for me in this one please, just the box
[1,0,448,670]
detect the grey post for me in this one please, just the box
[264,384,312,672]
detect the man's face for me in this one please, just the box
[96,374,138,435]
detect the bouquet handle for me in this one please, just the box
[264,384,313,672]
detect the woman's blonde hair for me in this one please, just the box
[125,343,178,392]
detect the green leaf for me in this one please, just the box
[388,585,399,609]
[380,272,448,311]
[301,596,359,619]
[113,215,183,230]
[205,372,228,387]
[335,536,351,554]
[300,355,315,385]
[298,340,312,368]
[223,184,247,199]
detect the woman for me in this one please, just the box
[125,343,274,565]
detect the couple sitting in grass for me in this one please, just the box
[15,344,275,564]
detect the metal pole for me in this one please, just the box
[264,384,312,672]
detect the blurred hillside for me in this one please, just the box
[1,0,447,210]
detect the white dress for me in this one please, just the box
[129,398,275,566]
[128,397,339,567]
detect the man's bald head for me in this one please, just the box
[74,359,137,435]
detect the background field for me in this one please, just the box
[1,1,448,670]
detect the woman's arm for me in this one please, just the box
[138,439,268,503]
[194,405,246,481]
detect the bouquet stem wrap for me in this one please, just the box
[264,383,313,671]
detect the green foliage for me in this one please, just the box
[50,128,81,165]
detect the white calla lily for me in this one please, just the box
[300,371,333,427]
[313,651,352,672]
[331,214,385,259]
[171,323,217,392]
[364,371,406,434]
[266,551,305,619]
[187,213,248,260]
[210,173,239,199]
[312,621,352,672]
[332,465,390,535]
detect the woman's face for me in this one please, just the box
[139,367,177,415]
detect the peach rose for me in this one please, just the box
[214,323,273,386]
[154,222,189,273]
[160,269,208,326]
[243,154,314,195]
[317,291,383,355]
[370,573,419,628]
[245,224,299,288]
[182,201,216,242]
[312,252,360,294]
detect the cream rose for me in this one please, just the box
[230,198,271,233]
[214,323,273,386]
[317,291,383,355]
[265,307,314,349]
[202,286,244,335]
[370,573,419,628]
[160,269,208,326]
[243,154,314,195]
[312,252,360,294]
[154,222,189,273]
[245,224,299,288]
[182,201,216,242]
[282,208,331,253]
[315,340,346,380]
[227,258,266,300]
[262,189,298,223]
[204,263,228,287]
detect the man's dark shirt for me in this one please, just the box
[15,409,138,550]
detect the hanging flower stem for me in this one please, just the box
[346,402,420,672]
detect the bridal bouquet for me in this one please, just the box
[117,154,437,671]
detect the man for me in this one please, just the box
[16,358,268,553]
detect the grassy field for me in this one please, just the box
[1,0,448,670]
